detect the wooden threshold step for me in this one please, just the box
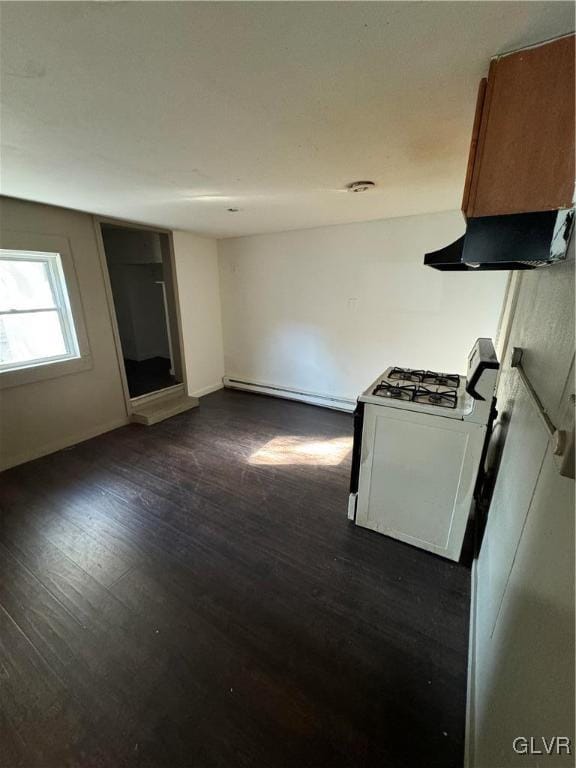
[130,394,199,426]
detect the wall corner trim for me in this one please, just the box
[190,382,224,398]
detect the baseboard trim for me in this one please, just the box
[0,416,130,472]
[223,376,355,412]
[465,558,478,768]
[190,382,224,398]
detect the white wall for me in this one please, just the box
[0,197,128,469]
[469,249,575,766]
[172,231,224,398]
[218,211,509,401]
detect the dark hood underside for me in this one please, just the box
[424,209,574,271]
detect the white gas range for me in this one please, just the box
[348,338,499,561]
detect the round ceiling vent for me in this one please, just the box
[346,180,376,193]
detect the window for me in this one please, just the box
[0,249,80,372]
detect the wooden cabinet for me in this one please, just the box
[463,34,575,218]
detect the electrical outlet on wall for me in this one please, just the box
[553,392,575,479]
[347,298,359,312]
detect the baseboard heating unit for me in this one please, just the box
[223,376,355,413]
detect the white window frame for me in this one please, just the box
[0,249,80,373]
[0,232,92,390]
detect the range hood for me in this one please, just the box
[424,209,574,271]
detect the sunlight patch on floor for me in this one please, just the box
[248,436,353,466]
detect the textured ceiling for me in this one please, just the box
[1,2,574,237]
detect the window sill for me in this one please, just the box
[0,354,93,390]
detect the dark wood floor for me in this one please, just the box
[0,389,470,768]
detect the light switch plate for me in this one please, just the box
[554,427,575,480]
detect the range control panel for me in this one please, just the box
[466,338,499,401]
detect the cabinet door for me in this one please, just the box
[466,34,575,218]
[461,78,487,214]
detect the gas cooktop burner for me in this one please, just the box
[372,382,417,401]
[372,382,457,409]
[388,367,460,388]
[413,386,457,409]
